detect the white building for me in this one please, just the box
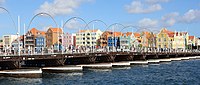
[3,35,18,50]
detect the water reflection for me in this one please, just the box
[43,72,83,78]
[87,69,112,72]
[0,77,42,84]
[112,67,131,70]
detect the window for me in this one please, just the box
[159,45,161,48]
[164,45,167,48]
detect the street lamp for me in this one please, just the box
[62,17,88,54]
[27,12,58,54]
[84,20,107,53]
[0,7,17,56]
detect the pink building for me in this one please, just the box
[62,33,73,48]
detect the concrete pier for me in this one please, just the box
[111,62,131,67]
[147,59,160,64]
[157,58,172,62]
[129,61,148,65]
[187,56,198,59]
[170,57,182,61]
[179,57,190,60]
[77,63,112,69]
[0,69,42,78]
[42,66,83,73]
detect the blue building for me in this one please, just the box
[108,37,119,47]
[35,35,46,53]
[107,32,121,48]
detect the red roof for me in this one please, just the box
[49,28,63,33]
[29,28,46,36]
[189,36,194,40]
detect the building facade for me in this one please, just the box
[188,36,196,49]
[156,28,174,50]
[76,29,102,47]
[172,32,188,50]
[107,32,122,48]
[11,37,23,54]
[3,35,18,53]
[35,35,46,53]
[120,32,132,49]
[62,33,73,48]
[46,28,63,49]
[25,28,45,53]
[99,31,112,47]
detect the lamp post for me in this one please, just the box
[27,12,58,54]
[62,17,88,54]
[84,20,107,53]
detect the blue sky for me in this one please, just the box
[0,0,199,37]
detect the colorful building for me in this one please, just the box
[46,28,63,49]
[120,32,133,49]
[2,35,18,52]
[131,33,141,48]
[99,31,112,47]
[11,36,23,54]
[107,32,122,48]
[156,28,174,49]
[62,33,73,48]
[172,32,188,50]
[25,28,45,53]
[76,29,102,47]
[35,35,46,53]
[0,39,3,52]
[188,36,196,49]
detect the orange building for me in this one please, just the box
[46,28,63,48]
[99,31,112,47]
[25,28,45,49]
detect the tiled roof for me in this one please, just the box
[29,28,46,36]
[133,32,140,37]
[125,32,133,36]
[49,28,63,33]
[189,36,194,40]
[161,28,175,38]
[29,28,39,35]
[113,32,122,37]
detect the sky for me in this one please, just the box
[0,0,199,37]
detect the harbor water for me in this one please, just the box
[0,59,200,85]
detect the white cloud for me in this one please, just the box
[138,18,158,28]
[64,19,85,30]
[136,9,200,28]
[0,0,5,4]
[125,1,162,14]
[180,9,200,23]
[145,0,170,4]
[161,12,179,27]
[35,0,91,16]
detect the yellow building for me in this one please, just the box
[76,29,103,47]
[156,28,174,49]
